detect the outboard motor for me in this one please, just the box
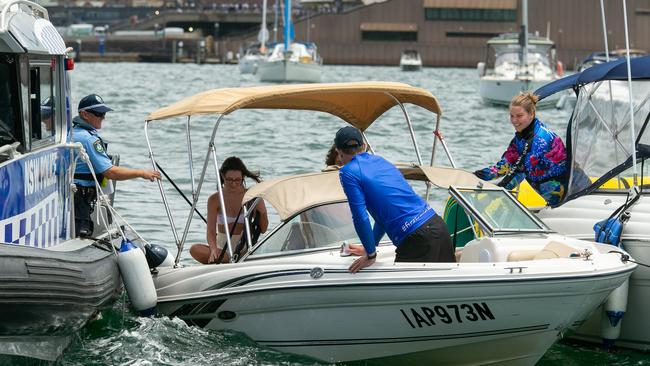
[117,239,157,316]
[144,244,175,269]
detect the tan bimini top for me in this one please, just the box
[243,165,494,220]
[145,82,442,131]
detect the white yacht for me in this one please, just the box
[478,33,560,107]
[257,42,322,82]
[400,49,422,71]
[478,0,561,107]
[530,55,650,351]
[140,82,635,365]
[257,0,322,83]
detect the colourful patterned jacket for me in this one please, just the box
[475,118,568,206]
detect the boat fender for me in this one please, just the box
[117,239,158,316]
[477,62,486,77]
[144,244,175,268]
[600,278,629,348]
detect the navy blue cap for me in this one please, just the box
[78,94,113,113]
[335,126,363,149]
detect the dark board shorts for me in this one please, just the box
[395,214,456,263]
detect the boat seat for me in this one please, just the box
[507,241,578,261]
[533,241,577,260]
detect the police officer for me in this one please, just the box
[72,94,160,237]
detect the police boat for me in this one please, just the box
[0,1,169,361]
[512,54,650,351]
[141,83,636,365]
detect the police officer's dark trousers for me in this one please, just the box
[74,185,97,237]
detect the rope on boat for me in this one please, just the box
[608,250,650,268]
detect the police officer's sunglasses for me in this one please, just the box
[88,110,106,118]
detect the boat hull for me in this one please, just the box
[401,63,422,72]
[239,55,261,74]
[0,241,121,360]
[479,78,560,108]
[258,59,322,83]
[537,194,650,350]
[154,253,633,364]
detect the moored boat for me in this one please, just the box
[400,49,422,71]
[477,0,561,108]
[140,82,636,364]
[257,0,322,83]
[529,55,650,351]
[0,0,124,360]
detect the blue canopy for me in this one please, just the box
[536,54,650,100]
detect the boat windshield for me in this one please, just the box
[249,202,359,256]
[0,55,21,149]
[494,51,550,68]
[451,187,549,234]
[566,80,650,197]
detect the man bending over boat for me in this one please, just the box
[72,94,160,237]
[334,127,456,273]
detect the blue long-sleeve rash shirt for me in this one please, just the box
[339,153,435,255]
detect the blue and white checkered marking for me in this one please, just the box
[0,192,62,247]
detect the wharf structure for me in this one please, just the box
[280,0,650,68]
[49,0,650,68]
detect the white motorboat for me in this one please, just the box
[400,49,422,71]
[141,82,636,365]
[477,0,561,107]
[526,55,650,351]
[239,0,270,75]
[0,1,123,360]
[257,0,322,83]
[238,47,263,74]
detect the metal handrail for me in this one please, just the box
[384,92,423,166]
[0,0,48,31]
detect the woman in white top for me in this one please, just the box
[190,157,268,264]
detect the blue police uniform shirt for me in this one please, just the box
[339,152,435,255]
[71,116,113,187]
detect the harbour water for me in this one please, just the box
[9,63,648,365]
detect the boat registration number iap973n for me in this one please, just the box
[401,302,495,328]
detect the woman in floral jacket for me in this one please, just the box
[474,92,569,206]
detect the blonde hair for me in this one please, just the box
[510,92,539,117]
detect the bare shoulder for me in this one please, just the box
[207,192,221,208]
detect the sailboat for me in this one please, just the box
[477,0,561,107]
[239,0,269,74]
[257,0,322,83]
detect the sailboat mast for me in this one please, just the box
[261,0,268,51]
[521,0,529,75]
[273,0,278,43]
[284,0,291,51]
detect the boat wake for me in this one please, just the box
[54,301,326,366]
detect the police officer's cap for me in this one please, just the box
[335,126,363,149]
[78,94,114,113]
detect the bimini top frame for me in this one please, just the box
[144,82,454,265]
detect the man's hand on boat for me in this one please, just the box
[102,166,161,182]
[349,252,376,273]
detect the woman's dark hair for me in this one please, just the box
[219,156,261,186]
[325,143,338,166]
